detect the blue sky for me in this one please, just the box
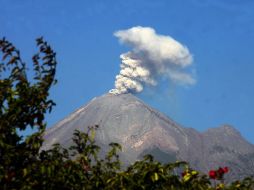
[1,0,254,143]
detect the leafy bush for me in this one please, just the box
[0,38,254,190]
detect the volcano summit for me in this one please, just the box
[42,93,254,181]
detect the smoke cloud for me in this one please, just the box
[109,26,195,95]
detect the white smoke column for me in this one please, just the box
[109,26,195,95]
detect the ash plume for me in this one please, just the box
[109,26,195,95]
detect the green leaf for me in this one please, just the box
[154,172,159,181]
[23,168,28,177]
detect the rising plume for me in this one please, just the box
[109,26,195,95]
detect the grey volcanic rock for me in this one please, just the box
[43,93,254,181]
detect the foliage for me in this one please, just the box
[0,37,57,189]
[0,38,254,190]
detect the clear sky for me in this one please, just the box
[1,0,254,143]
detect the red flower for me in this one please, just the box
[209,170,217,179]
[223,167,229,173]
[181,171,186,177]
[218,167,224,175]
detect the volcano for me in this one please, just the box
[42,93,254,181]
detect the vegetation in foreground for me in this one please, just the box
[0,37,254,190]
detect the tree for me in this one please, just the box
[0,37,57,189]
[0,37,253,190]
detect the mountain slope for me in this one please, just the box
[42,93,254,181]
